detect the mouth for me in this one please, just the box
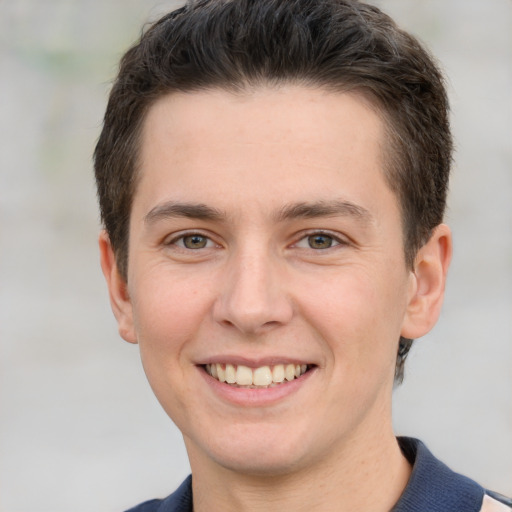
[204,363,313,388]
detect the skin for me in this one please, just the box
[100,86,452,511]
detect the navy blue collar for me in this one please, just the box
[127,437,485,511]
[392,437,483,511]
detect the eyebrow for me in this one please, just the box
[144,199,373,226]
[274,200,373,224]
[144,201,226,225]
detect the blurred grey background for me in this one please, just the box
[0,1,510,511]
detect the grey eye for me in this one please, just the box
[307,234,334,249]
[182,234,209,249]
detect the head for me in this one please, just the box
[94,0,452,382]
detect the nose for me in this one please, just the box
[213,247,294,335]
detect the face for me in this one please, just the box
[101,86,445,477]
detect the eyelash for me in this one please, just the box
[165,231,218,250]
[165,230,347,252]
[294,230,348,250]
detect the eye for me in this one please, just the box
[307,234,336,249]
[295,232,342,250]
[172,234,214,249]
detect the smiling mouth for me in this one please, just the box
[204,363,312,388]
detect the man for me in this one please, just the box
[94,1,511,510]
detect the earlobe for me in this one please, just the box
[98,231,138,344]
[401,224,452,340]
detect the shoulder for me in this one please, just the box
[124,499,162,512]
[482,491,512,511]
[393,437,511,512]
[124,475,193,512]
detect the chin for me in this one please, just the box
[212,447,307,477]
[186,421,321,477]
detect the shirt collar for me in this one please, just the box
[158,438,485,512]
[392,437,484,512]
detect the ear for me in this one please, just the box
[98,231,138,344]
[401,224,452,339]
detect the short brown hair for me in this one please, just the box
[94,0,452,383]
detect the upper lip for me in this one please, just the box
[196,355,316,368]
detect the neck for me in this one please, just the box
[187,428,411,512]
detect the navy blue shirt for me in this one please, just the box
[125,438,511,512]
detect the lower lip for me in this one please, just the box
[199,366,316,407]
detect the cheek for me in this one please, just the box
[130,269,214,353]
[297,268,407,365]
[129,274,215,420]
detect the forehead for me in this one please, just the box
[134,86,395,219]
[141,85,384,155]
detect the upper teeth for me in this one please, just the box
[205,363,308,387]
